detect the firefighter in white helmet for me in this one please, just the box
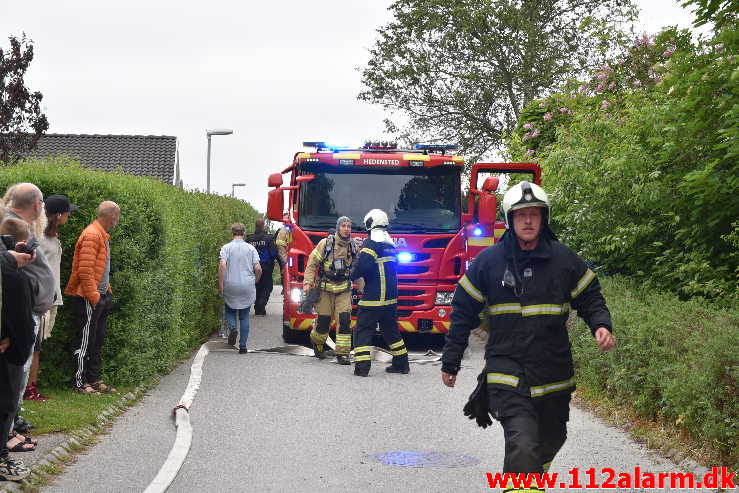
[303,215,362,364]
[350,209,409,377]
[441,181,614,489]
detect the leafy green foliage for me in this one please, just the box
[0,157,260,386]
[681,0,738,29]
[570,277,739,470]
[509,26,739,300]
[360,0,637,160]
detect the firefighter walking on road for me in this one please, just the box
[350,209,409,377]
[440,182,614,490]
[247,218,282,316]
[303,216,362,365]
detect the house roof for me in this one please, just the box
[31,134,179,185]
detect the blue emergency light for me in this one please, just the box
[303,141,349,152]
[413,143,460,153]
[473,227,483,237]
[397,251,414,263]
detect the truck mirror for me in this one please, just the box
[478,192,497,225]
[296,174,315,183]
[267,189,284,221]
[268,173,283,187]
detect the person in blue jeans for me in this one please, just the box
[218,223,262,354]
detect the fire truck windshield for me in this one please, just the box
[297,163,461,232]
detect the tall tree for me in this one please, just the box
[682,0,738,28]
[360,0,636,160]
[0,34,49,164]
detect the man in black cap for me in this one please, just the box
[246,218,281,316]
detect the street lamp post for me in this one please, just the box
[206,128,233,194]
[231,183,246,198]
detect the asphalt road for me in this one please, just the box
[37,291,715,493]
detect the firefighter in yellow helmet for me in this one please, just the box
[303,216,363,364]
[441,181,614,491]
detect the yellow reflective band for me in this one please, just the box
[379,262,386,301]
[388,340,405,349]
[459,274,485,303]
[451,156,464,162]
[319,281,351,293]
[297,152,311,159]
[399,321,415,332]
[391,348,408,356]
[467,237,494,246]
[336,335,351,342]
[354,346,372,353]
[334,152,360,159]
[376,256,395,262]
[486,372,520,387]
[530,377,576,397]
[488,303,522,315]
[402,154,430,161]
[358,299,397,307]
[312,251,324,262]
[494,228,505,238]
[571,269,596,298]
[543,461,552,473]
[354,355,372,362]
[361,247,378,259]
[521,303,570,316]
[275,239,286,246]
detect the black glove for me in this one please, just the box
[463,371,493,429]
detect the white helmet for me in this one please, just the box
[502,181,551,226]
[364,209,389,230]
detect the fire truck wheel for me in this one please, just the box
[282,322,309,344]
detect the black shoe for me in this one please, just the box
[354,367,369,377]
[239,347,248,354]
[13,416,34,433]
[312,342,326,359]
[227,329,237,346]
[336,355,351,365]
[385,365,410,374]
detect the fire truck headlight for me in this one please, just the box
[473,227,483,236]
[435,291,454,305]
[397,251,414,263]
[290,288,304,303]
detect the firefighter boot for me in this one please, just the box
[310,315,331,360]
[386,340,410,374]
[335,312,352,365]
[353,345,372,376]
[385,353,410,374]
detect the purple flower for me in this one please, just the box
[524,149,535,157]
[559,107,568,113]
[618,59,626,65]
[522,132,532,142]
[608,82,616,90]
[595,82,606,92]
[579,84,589,93]
[530,129,540,138]
[523,122,534,130]
[543,112,553,121]
[600,99,611,110]
[596,72,607,81]
[539,102,547,108]
[604,113,613,119]
[662,46,676,58]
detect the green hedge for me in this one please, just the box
[0,157,260,386]
[571,277,739,469]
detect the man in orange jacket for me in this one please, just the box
[65,201,120,395]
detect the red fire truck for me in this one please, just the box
[266,141,541,343]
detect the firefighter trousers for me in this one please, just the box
[353,305,408,374]
[488,388,570,485]
[309,290,352,355]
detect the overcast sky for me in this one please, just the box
[0,0,705,212]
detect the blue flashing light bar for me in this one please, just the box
[473,227,483,237]
[413,143,460,153]
[397,251,414,263]
[303,141,349,152]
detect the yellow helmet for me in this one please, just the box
[502,181,551,226]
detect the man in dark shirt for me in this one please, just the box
[246,219,281,316]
